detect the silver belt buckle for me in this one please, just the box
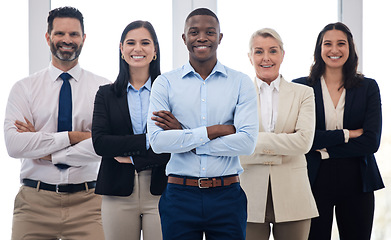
[198,178,209,188]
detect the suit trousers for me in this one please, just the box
[101,169,162,240]
[246,184,311,240]
[11,185,103,240]
[159,181,247,240]
[309,158,375,240]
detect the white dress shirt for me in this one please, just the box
[256,75,280,133]
[4,63,110,184]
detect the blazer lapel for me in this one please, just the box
[343,87,354,127]
[115,89,133,133]
[313,79,326,130]
[274,77,294,133]
[253,78,265,132]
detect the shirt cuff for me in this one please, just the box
[51,131,72,165]
[317,148,330,160]
[193,126,211,154]
[129,156,134,165]
[343,129,349,143]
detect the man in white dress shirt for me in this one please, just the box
[4,6,109,240]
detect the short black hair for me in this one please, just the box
[47,6,84,35]
[185,8,219,24]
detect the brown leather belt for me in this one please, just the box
[168,175,239,188]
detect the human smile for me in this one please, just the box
[261,64,275,68]
[329,56,342,59]
[58,43,76,52]
[132,55,145,59]
[194,45,209,50]
[61,46,73,50]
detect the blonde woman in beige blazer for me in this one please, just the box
[240,28,318,240]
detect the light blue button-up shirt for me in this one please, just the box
[147,61,259,177]
[127,78,151,153]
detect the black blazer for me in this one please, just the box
[92,84,170,196]
[293,77,384,192]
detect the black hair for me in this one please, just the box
[47,6,84,35]
[113,20,161,97]
[185,8,219,24]
[309,22,363,88]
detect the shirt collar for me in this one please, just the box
[127,77,152,92]
[182,60,227,79]
[49,62,82,82]
[256,74,281,92]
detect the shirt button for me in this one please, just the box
[200,138,203,142]
[202,168,205,170]
[201,99,205,102]
[202,117,205,120]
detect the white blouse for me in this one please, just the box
[256,75,280,133]
[319,76,349,159]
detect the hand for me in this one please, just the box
[114,156,133,164]
[68,131,92,145]
[15,117,36,133]
[206,125,236,140]
[151,110,182,130]
[14,118,52,161]
[40,155,52,161]
[349,128,363,139]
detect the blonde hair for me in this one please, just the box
[249,28,284,53]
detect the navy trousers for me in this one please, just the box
[158,181,247,240]
[309,158,375,240]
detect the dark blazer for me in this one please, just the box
[92,84,170,196]
[293,76,384,192]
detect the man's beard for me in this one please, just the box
[50,41,83,62]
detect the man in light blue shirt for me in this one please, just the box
[147,8,258,240]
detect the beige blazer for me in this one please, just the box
[240,76,318,223]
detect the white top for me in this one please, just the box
[256,75,280,133]
[4,63,110,184]
[319,76,349,159]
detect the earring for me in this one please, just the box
[122,54,125,60]
[153,55,157,61]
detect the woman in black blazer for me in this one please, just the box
[92,21,169,240]
[293,22,384,240]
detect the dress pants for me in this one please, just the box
[12,185,103,240]
[246,184,311,240]
[101,169,162,240]
[159,180,247,240]
[309,158,375,240]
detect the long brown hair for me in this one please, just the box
[309,22,363,88]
